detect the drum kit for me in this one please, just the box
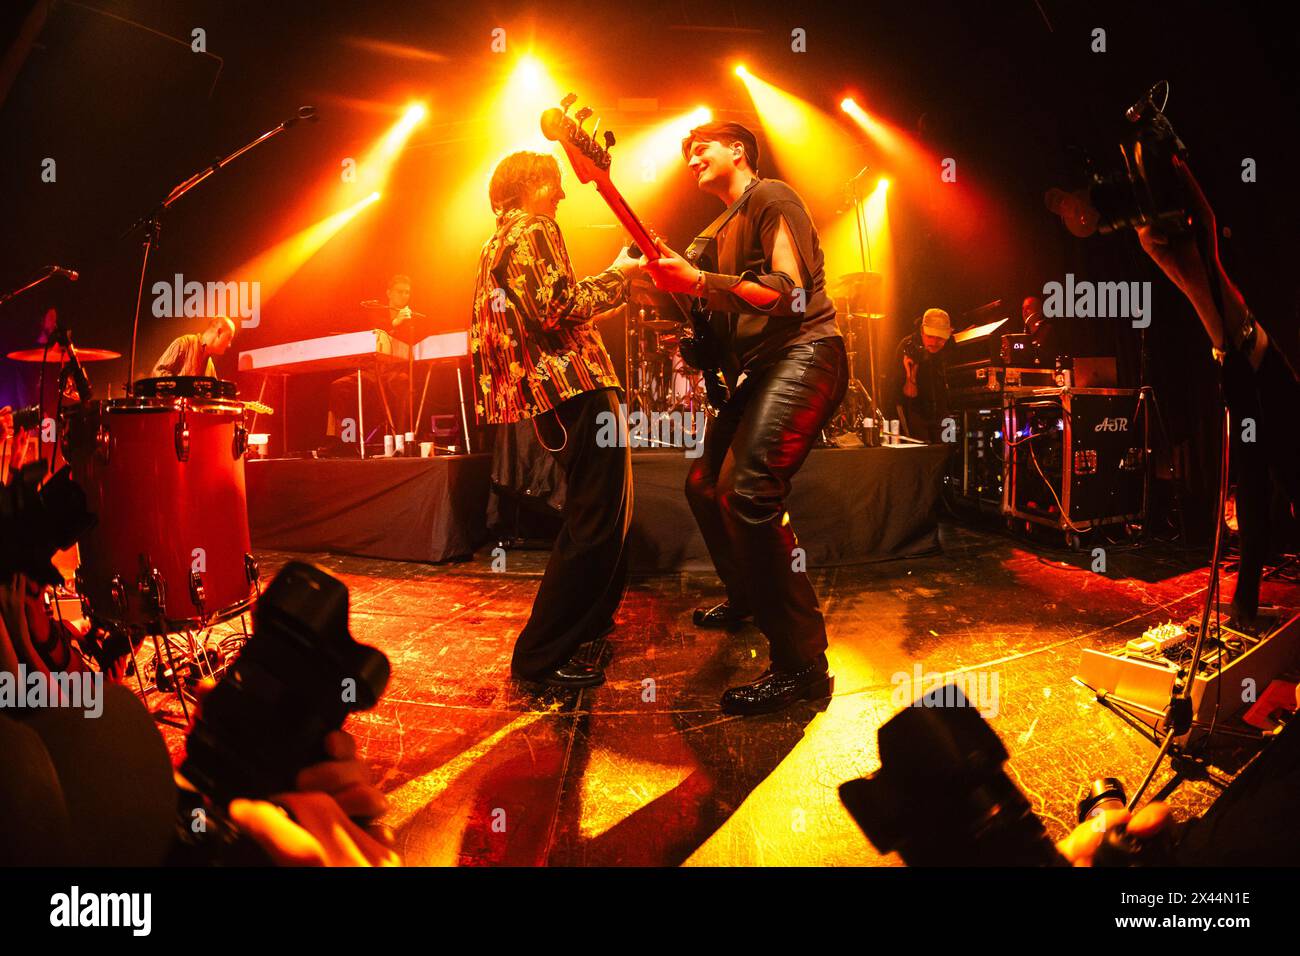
[826,270,890,444]
[8,342,261,717]
[623,284,709,441]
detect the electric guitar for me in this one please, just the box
[540,94,729,411]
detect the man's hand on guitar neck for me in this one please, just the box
[641,238,781,309]
[610,245,644,280]
[1137,155,1264,367]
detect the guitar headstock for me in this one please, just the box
[540,93,617,186]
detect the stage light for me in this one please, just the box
[735,65,861,210]
[513,55,545,94]
[734,64,748,78]
[352,100,430,196]
[875,177,889,193]
[690,106,712,126]
[402,102,428,126]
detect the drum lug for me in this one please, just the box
[138,561,167,617]
[233,423,248,459]
[109,573,128,616]
[95,423,112,463]
[174,409,190,462]
[189,571,206,617]
[244,553,260,586]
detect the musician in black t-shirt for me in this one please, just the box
[643,121,847,716]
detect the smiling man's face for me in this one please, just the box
[686,138,741,192]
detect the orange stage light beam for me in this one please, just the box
[227,190,382,303]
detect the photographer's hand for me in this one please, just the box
[1056,801,1171,866]
[229,793,400,867]
[182,680,398,866]
[295,729,390,820]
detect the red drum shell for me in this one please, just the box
[73,398,253,628]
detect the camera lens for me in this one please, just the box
[1078,776,1127,823]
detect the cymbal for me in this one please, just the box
[637,319,679,331]
[828,271,883,296]
[7,346,121,363]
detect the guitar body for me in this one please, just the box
[542,97,730,413]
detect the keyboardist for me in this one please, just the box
[324,273,413,451]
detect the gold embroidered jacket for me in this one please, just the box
[471,211,627,424]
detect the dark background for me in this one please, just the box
[2,0,1296,530]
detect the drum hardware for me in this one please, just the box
[189,571,207,619]
[109,574,128,617]
[174,410,190,462]
[244,553,260,589]
[138,561,166,618]
[138,563,193,719]
[232,423,248,459]
[95,422,111,462]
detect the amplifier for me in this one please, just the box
[1004,387,1147,531]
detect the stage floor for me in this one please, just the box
[154,524,1300,866]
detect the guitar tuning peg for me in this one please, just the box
[574,106,592,127]
[560,93,577,112]
[603,130,616,149]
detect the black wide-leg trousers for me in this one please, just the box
[511,387,632,678]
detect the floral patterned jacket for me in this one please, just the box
[470,210,627,424]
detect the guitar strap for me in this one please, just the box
[684,178,761,269]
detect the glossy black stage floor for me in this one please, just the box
[246,445,950,570]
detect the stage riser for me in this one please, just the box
[247,446,948,570]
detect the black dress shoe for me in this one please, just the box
[514,659,606,690]
[720,662,834,715]
[692,602,752,629]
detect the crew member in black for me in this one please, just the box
[643,122,847,715]
[892,307,952,443]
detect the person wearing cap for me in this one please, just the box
[894,308,952,443]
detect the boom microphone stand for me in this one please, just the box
[121,106,318,393]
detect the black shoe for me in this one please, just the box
[693,602,751,629]
[572,635,614,669]
[514,658,606,690]
[720,662,834,715]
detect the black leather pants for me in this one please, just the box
[685,337,849,671]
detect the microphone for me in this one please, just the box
[360,299,384,308]
[48,265,79,281]
[1125,81,1169,123]
[285,105,319,128]
[49,325,93,401]
[836,166,872,213]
